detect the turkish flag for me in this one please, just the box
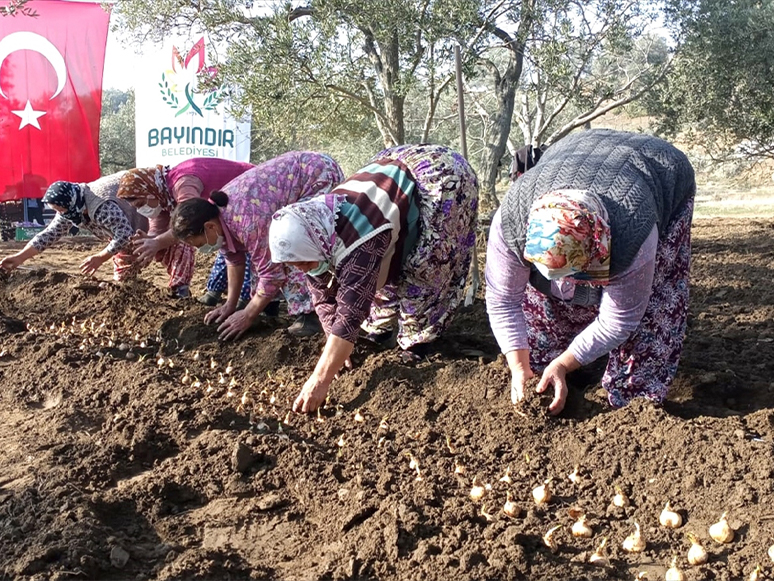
[0,0,110,201]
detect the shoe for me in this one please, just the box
[264,300,280,317]
[198,290,221,306]
[364,329,395,347]
[172,285,191,299]
[287,312,322,337]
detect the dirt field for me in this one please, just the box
[1,219,773,581]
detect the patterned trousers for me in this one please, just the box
[205,252,252,301]
[360,145,480,349]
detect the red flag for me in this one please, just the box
[0,0,110,201]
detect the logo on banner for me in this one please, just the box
[144,36,238,159]
[0,31,66,130]
[158,37,223,118]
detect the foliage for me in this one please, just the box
[100,89,136,174]
[113,0,480,149]
[650,0,774,159]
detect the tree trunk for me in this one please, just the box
[377,30,405,147]
[479,76,517,207]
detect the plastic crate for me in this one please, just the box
[14,226,44,241]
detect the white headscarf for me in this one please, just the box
[269,199,336,263]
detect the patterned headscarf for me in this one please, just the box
[523,189,611,283]
[269,198,337,264]
[43,181,86,225]
[117,166,173,209]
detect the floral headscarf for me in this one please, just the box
[116,166,173,209]
[269,198,337,264]
[523,189,611,283]
[42,181,86,225]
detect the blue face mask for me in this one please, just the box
[308,261,330,277]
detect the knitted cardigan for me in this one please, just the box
[500,129,695,275]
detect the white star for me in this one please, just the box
[12,100,46,130]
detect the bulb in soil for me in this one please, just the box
[354,409,364,423]
[543,525,561,553]
[229,377,237,388]
[270,393,276,405]
[613,486,629,508]
[665,557,685,581]
[193,351,200,361]
[157,357,165,367]
[205,381,214,394]
[379,416,389,430]
[454,461,465,475]
[503,491,519,518]
[140,341,147,348]
[768,544,774,563]
[750,565,762,581]
[660,502,683,529]
[571,515,593,538]
[337,435,345,447]
[499,467,512,484]
[532,479,552,505]
[192,378,201,389]
[134,332,141,341]
[218,373,226,385]
[470,477,486,502]
[709,512,734,544]
[406,453,419,470]
[283,411,291,425]
[480,503,494,522]
[445,435,456,454]
[225,361,234,374]
[167,359,175,368]
[568,465,580,484]
[210,358,217,369]
[622,522,645,553]
[316,408,324,423]
[589,537,608,566]
[181,370,190,385]
[687,533,708,565]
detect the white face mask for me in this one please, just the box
[137,204,162,219]
[534,261,576,280]
[198,228,224,254]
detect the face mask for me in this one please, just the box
[534,261,575,280]
[198,229,224,255]
[137,204,162,218]
[308,261,330,277]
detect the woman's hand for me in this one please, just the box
[204,303,236,325]
[293,373,331,413]
[536,353,580,415]
[0,254,25,271]
[334,357,353,379]
[510,366,535,404]
[216,309,257,341]
[132,234,162,266]
[79,254,109,276]
[293,334,354,413]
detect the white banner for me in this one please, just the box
[134,37,251,167]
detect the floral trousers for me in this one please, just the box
[361,144,480,349]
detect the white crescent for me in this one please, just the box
[0,31,66,100]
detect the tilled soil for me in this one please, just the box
[1,219,773,581]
